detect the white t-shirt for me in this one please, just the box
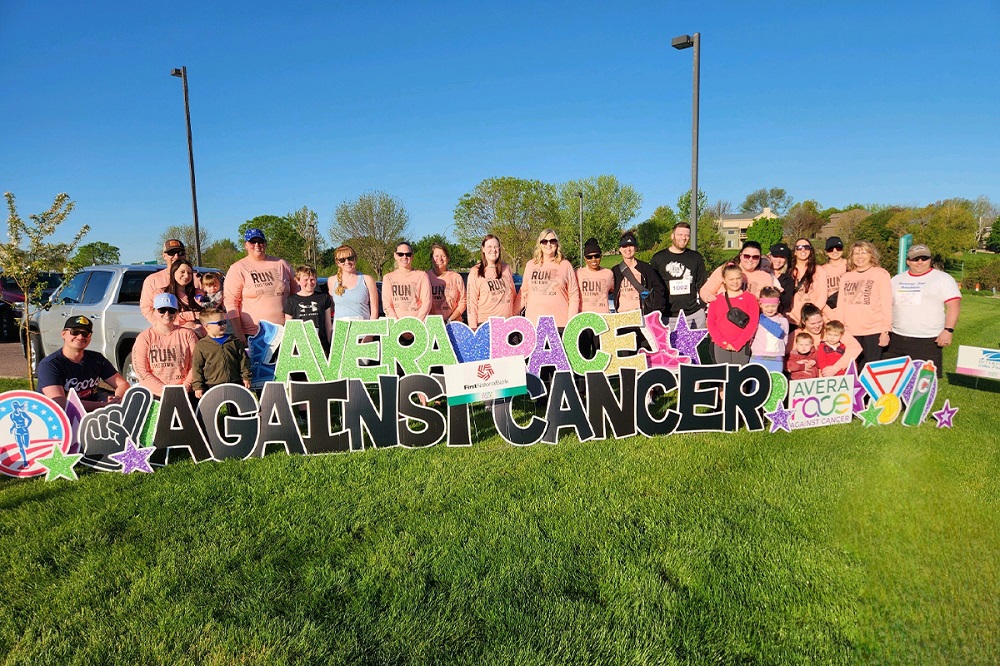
[890,269,961,338]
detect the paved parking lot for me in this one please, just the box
[0,342,28,378]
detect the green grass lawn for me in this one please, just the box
[1,297,999,664]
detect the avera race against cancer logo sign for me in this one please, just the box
[0,391,72,478]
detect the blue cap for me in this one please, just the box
[244,228,266,243]
[153,293,178,310]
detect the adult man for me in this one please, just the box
[140,239,196,325]
[224,228,294,344]
[650,223,707,329]
[613,231,666,316]
[37,315,130,411]
[886,244,961,377]
[823,236,848,309]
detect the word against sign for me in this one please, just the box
[443,356,528,406]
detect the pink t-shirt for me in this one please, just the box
[522,259,580,327]
[789,264,828,326]
[466,263,518,329]
[133,326,199,395]
[427,270,467,321]
[224,255,294,337]
[824,260,848,298]
[141,268,204,325]
[382,269,432,320]
[615,263,643,313]
[577,266,614,314]
[834,267,892,336]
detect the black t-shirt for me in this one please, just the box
[650,248,707,317]
[283,292,333,346]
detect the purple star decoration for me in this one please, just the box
[669,311,708,365]
[765,404,795,433]
[931,400,958,428]
[108,438,156,474]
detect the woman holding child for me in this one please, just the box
[330,244,379,321]
[788,304,861,376]
[832,241,892,369]
[466,234,519,330]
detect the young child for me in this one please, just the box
[191,308,252,398]
[197,272,223,307]
[707,263,760,365]
[816,320,847,376]
[284,265,333,354]
[750,287,788,373]
[786,331,819,380]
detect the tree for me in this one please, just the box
[739,187,793,216]
[784,200,825,239]
[201,238,242,272]
[852,207,901,267]
[969,195,999,249]
[696,215,728,272]
[69,241,120,269]
[745,217,784,250]
[454,177,560,274]
[288,206,323,266]
[635,205,677,251]
[411,233,476,272]
[888,200,976,259]
[705,199,733,223]
[1,192,89,388]
[676,189,708,223]
[556,176,642,263]
[331,191,410,279]
[238,215,307,267]
[155,224,211,262]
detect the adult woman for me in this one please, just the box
[823,236,848,309]
[788,238,827,328]
[767,242,794,315]
[834,241,892,369]
[167,259,204,336]
[700,241,775,303]
[466,235,519,330]
[331,244,379,321]
[133,293,199,397]
[426,243,466,323]
[382,241,431,321]
[788,303,861,376]
[521,229,579,328]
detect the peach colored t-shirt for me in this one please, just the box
[382,268,432,320]
[140,268,203,325]
[427,269,467,321]
[824,260,848,299]
[789,264,828,326]
[224,256,294,338]
[833,267,893,337]
[521,259,580,327]
[576,266,614,314]
[700,265,776,302]
[132,326,199,395]
[615,263,643,313]
[466,264,518,329]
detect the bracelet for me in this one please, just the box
[944,327,955,333]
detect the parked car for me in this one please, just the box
[25,264,221,382]
[0,272,63,342]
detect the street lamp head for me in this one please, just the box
[170,68,183,78]
[671,34,694,50]
[577,191,583,198]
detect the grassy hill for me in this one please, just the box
[1,295,998,664]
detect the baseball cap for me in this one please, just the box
[825,236,844,251]
[163,239,186,253]
[153,293,179,310]
[63,315,93,332]
[769,242,791,259]
[619,232,638,248]
[584,238,602,256]
[907,244,931,260]
[244,228,267,243]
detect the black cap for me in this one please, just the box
[584,238,602,256]
[619,232,638,248]
[825,236,844,251]
[769,242,791,259]
[63,315,93,332]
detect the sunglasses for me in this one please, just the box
[157,307,178,315]
[68,329,92,337]
[166,249,186,257]
[337,255,357,264]
[828,246,843,251]
[794,244,812,251]
[204,320,226,326]
[909,256,931,262]
[396,251,413,257]
[585,253,601,260]
[741,253,761,260]
[540,238,558,246]
[247,239,266,246]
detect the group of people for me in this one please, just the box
[35,223,962,413]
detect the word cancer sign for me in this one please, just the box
[0,312,958,481]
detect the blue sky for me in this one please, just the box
[3,1,998,263]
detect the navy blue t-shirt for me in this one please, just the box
[37,349,118,401]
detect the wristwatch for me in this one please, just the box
[944,327,955,333]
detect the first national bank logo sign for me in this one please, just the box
[444,357,527,406]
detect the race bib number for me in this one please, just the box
[669,280,691,296]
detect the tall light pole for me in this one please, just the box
[577,191,584,266]
[672,33,700,251]
[170,66,203,266]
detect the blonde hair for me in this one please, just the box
[846,241,881,271]
[198,307,227,324]
[334,245,357,296]
[295,264,317,278]
[532,228,564,265]
[201,273,220,289]
[824,320,845,335]
[795,330,815,345]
